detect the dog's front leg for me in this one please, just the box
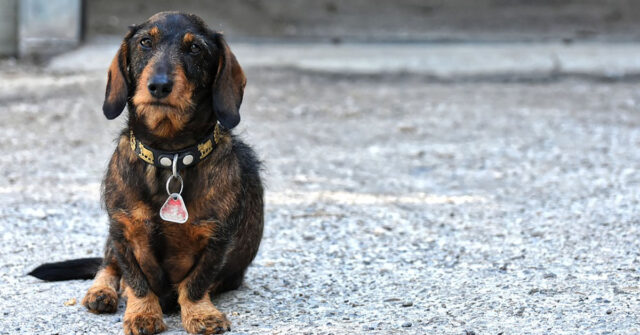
[111,213,167,335]
[178,239,231,334]
[122,285,166,335]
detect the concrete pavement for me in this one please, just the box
[1,41,640,334]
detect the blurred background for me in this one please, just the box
[5,0,640,56]
[4,0,640,78]
[2,1,640,334]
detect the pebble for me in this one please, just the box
[362,325,375,331]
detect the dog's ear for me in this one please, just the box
[212,33,246,129]
[103,27,136,120]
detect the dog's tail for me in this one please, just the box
[28,257,103,281]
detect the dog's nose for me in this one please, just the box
[147,74,173,99]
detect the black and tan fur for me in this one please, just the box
[29,12,263,335]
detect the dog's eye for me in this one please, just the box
[189,44,201,55]
[140,38,152,49]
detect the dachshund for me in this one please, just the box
[29,11,264,335]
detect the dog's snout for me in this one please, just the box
[148,74,173,99]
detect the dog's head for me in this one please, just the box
[103,12,246,137]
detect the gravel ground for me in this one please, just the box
[1,63,640,334]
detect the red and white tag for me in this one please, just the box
[160,193,188,223]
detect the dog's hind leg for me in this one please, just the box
[211,270,246,295]
[82,237,121,314]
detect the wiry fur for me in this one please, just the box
[30,12,263,335]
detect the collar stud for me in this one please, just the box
[160,157,172,167]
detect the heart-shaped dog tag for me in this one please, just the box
[160,193,188,223]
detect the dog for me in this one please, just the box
[29,12,264,335]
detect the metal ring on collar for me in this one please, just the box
[166,174,184,195]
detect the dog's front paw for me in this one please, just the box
[123,313,167,335]
[82,286,118,314]
[182,308,231,334]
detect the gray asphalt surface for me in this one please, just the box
[1,52,640,334]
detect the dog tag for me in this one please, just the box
[160,193,188,223]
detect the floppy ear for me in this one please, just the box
[103,29,135,120]
[212,33,246,129]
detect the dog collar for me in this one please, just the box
[129,124,227,171]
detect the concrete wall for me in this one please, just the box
[19,0,82,57]
[0,0,18,56]
[87,0,640,43]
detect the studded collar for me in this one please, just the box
[129,124,227,171]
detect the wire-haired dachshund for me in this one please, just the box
[29,11,264,335]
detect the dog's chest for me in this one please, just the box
[159,222,216,283]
